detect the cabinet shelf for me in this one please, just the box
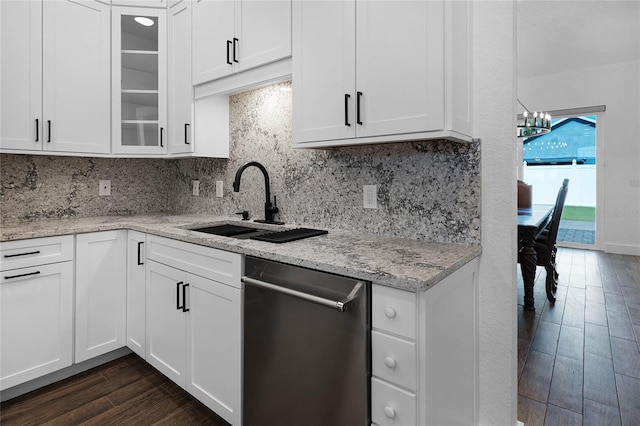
[122,89,159,94]
[122,120,159,124]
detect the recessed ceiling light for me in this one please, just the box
[134,17,154,27]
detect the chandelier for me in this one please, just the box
[517,99,551,138]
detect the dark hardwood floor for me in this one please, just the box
[0,354,230,425]
[518,247,640,426]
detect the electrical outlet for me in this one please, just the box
[363,185,377,209]
[192,180,200,196]
[216,181,223,198]
[99,180,111,196]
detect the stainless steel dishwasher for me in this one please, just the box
[242,256,370,426]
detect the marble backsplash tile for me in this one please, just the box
[0,81,480,244]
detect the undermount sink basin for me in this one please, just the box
[188,223,329,243]
[189,223,267,239]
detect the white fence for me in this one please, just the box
[522,163,596,207]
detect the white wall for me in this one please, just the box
[474,1,519,425]
[519,60,640,255]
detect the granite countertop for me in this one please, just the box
[0,214,482,291]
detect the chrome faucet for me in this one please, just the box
[232,161,283,224]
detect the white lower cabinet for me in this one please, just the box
[126,231,147,358]
[0,236,74,391]
[75,231,127,363]
[371,258,479,426]
[146,235,242,426]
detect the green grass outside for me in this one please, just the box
[561,205,595,222]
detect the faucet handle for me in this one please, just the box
[235,211,249,220]
[268,196,279,214]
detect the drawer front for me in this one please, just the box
[146,235,242,288]
[372,285,416,339]
[372,330,417,391]
[0,235,74,271]
[371,377,417,426]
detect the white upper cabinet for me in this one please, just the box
[112,7,167,155]
[168,0,194,155]
[0,0,42,151]
[1,0,111,154]
[292,0,472,148]
[192,0,291,85]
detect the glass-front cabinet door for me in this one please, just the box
[112,7,166,155]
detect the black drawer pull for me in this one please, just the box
[4,271,41,280]
[176,281,184,310]
[47,120,51,142]
[4,250,41,258]
[356,91,363,125]
[226,40,232,65]
[232,37,239,63]
[182,283,190,312]
[185,123,190,145]
[35,119,39,142]
[344,94,351,126]
[137,241,144,265]
[160,127,164,147]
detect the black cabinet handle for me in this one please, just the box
[176,281,184,310]
[356,91,363,125]
[4,250,40,258]
[344,94,351,127]
[4,271,40,280]
[137,241,144,265]
[233,37,239,63]
[160,127,164,147]
[182,283,190,312]
[47,120,51,142]
[185,123,190,145]
[35,119,39,142]
[226,40,232,65]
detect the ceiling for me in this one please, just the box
[517,0,640,78]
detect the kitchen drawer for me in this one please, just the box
[372,330,416,391]
[146,235,242,288]
[0,235,74,271]
[371,377,417,426]
[372,285,416,339]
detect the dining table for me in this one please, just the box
[518,204,554,311]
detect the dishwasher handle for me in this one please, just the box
[242,276,363,312]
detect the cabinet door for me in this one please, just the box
[292,0,356,143]
[237,0,291,73]
[42,0,111,154]
[168,1,194,155]
[0,262,73,390]
[127,231,147,358]
[146,260,187,386]
[0,0,42,151]
[112,7,168,155]
[75,231,127,363]
[192,0,236,84]
[186,273,242,425]
[355,1,445,138]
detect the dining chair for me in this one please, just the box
[523,178,569,304]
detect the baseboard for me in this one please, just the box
[0,347,132,402]
[604,243,640,256]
